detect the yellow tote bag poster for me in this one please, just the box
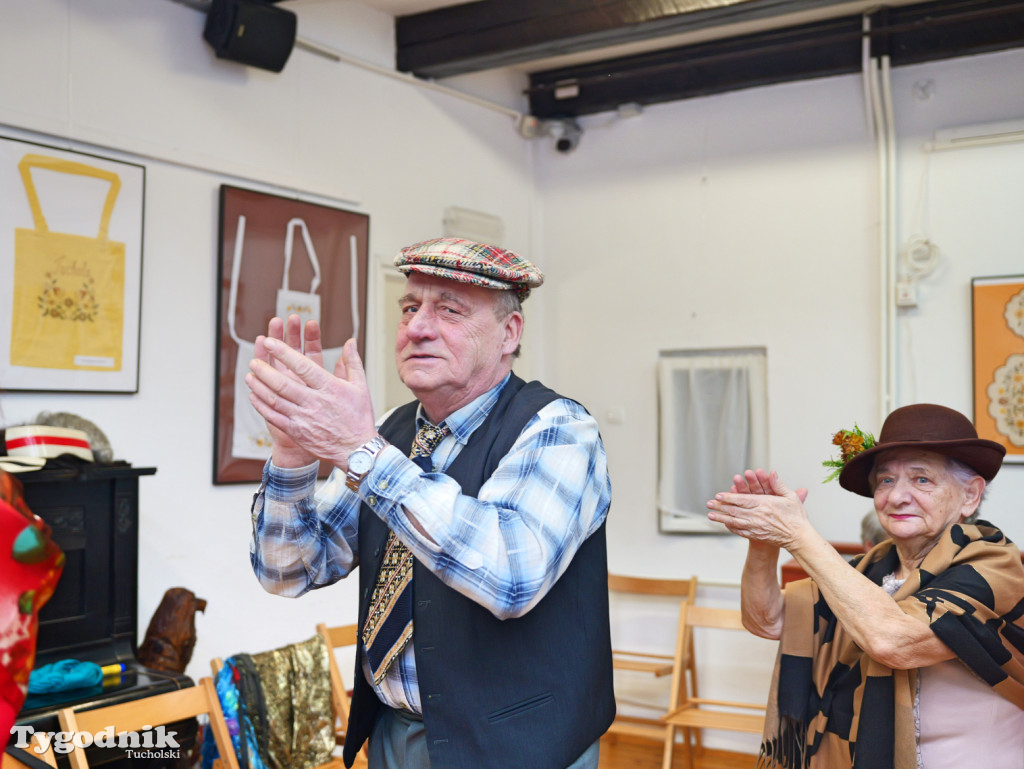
[1,138,142,392]
[10,154,125,371]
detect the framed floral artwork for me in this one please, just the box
[0,136,145,393]
[213,185,370,484]
[972,275,1024,463]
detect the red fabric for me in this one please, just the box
[6,435,91,450]
[0,697,17,741]
[0,471,35,522]
[0,471,64,736]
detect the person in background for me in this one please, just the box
[860,509,887,550]
[707,403,1024,769]
[245,238,614,769]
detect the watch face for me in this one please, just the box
[349,450,373,474]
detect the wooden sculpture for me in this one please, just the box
[137,587,207,673]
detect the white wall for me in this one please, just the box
[534,47,1024,572]
[2,0,1023,753]
[536,72,881,580]
[889,51,1024,530]
[533,49,1024,745]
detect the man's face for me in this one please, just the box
[395,273,522,420]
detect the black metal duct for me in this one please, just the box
[394,0,1024,119]
[398,0,831,79]
[526,0,1024,118]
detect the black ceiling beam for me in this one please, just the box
[396,0,863,79]
[871,0,1024,63]
[527,0,1024,119]
[528,16,863,119]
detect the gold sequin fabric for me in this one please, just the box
[250,633,335,769]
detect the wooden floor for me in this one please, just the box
[599,734,757,769]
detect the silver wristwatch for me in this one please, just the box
[345,435,389,492]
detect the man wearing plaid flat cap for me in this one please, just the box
[247,237,615,769]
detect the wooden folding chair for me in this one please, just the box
[315,623,360,750]
[662,604,770,769]
[317,623,369,767]
[606,574,699,769]
[3,733,57,769]
[56,677,238,769]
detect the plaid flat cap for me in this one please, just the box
[394,237,544,300]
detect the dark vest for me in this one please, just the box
[343,374,615,769]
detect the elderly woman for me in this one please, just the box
[706,404,1024,769]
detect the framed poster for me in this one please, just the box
[0,137,145,392]
[972,275,1024,463]
[214,185,370,484]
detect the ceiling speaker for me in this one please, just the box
[203,0,297,73]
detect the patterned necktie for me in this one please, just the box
[362,422,449,685]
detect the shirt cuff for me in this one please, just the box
[360,445,420,501]
[264,460,320,503]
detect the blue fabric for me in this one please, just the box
[200,659,268,769]
[27,660,102,694]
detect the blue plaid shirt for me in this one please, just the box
[249,375,612,713]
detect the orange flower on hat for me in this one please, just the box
[823,425,876,482]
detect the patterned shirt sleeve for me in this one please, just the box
[249,460,360,597]
[360,398,611,619]
[250,398,611,618]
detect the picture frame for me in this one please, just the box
[657,347,768,534]
[213,185,370,484]
[971,274,1024,463]
[0,136,145,393]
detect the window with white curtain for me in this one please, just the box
[658,348,769,533]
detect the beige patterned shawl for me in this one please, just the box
[757,521,1024,769]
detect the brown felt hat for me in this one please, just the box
[839,403,1006,497]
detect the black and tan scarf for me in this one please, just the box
[758,521,1024,769]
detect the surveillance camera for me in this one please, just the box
[553,119,582,153]
[555,135,577,153]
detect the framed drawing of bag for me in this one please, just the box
[0,137,145,393]
[213,185,370,484]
